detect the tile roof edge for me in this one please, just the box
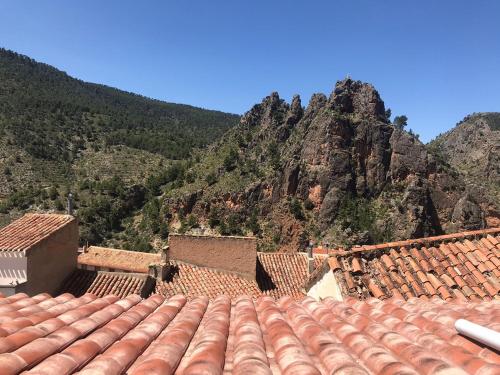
[341,227,500,255]
[169,233,256,240]
[21,215,76,255]
[0,213,76,253]
[82,269,150,279]
[86,245,161,256]
[168,259,258,281]
[77,260,150,274]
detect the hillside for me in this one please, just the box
[153,79,498,251]
[0,48,239,246]
[0,48,238,162]
[429,113,500,227]
[0,48,497,252]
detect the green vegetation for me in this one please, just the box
[0,48,240,250]
[336,194,393,244]
[393,115,408,130]
[0,49,238,161]
[289,198,305,220]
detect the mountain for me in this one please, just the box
[0,48,239,246]
[0,48,238,162]
[0,47,497,252]
[157,79,498,251]
[429,113,500,227]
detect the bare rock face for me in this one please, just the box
[330,78,386,119]
[451,194,485,231]
[430,113,500,226]
[389,130,428,181]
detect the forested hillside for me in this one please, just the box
[0,48,239,248]
[0,48,238,160]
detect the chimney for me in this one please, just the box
[148,262,169,281]
[307,243,314,274]
[161,245,169,263]
[67,193,74,216]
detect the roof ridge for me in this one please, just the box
[345,227,500,255]
[0,213,75,252]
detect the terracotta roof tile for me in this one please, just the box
[0,214,74,253]
[59,269,149,299]
[155,253,322,301]
[0,292,493,374]
[328,228,500,301]
[78,246,161,273]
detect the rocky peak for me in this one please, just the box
[329,78,386,120]
[284,94,303,127]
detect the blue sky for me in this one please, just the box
[1,1,499,142]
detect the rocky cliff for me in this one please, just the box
[163,79,496,251]
[429,113,500,228]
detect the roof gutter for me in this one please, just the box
[455,319,500,351]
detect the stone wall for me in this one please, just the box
[168,234,257,280]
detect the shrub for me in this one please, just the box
[304,198,314,210]
[289,198,305,220]
[205,172,217,186]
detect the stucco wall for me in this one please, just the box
[25,219,78,296]
[0,252,27,287]
[307,271,343,301]
[168,234,257,280]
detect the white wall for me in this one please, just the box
[0,252,27,287]
[307,271,343,301]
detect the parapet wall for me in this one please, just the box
[168,234,257,280]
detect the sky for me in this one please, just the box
[0,1,499,142]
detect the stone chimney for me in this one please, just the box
[148,246,170,281]
[148,262,169,281]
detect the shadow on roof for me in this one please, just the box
[256,258,277,292]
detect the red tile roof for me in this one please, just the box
[329,233,500,301]
[78,246,161,273]
[346,227,500,255]
[59,269,150,299]
[0,214,74,253]
[0,292,498,374]
[156,253,325,301]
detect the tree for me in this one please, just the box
[205,172,217,186]
[159,221,169,239]
[289,198,305,220]
[268,142,280,170]
[393,115,408,130]
[54,199,64,211]
[187,214,199,228]
[246,209,261,235]
[225,214,243,236]
[223,148,238,171]
[48,186,58,200]
[385,108,392,121]
[304,198,315,211]
[208,207,221,228]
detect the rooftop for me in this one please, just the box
[0,291,498,374]
[325,232,500,301]
[156,253,325,301]
[78,246,161,273]
[59,269,152,299]
[0,214,75,254]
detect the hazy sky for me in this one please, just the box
[1,1,499,142]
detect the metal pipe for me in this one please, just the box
[455,319,500,351]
